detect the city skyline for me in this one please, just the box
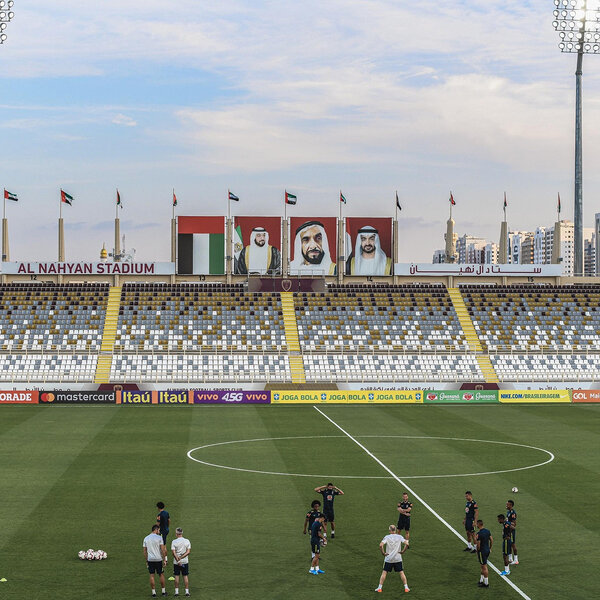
[2,1,600,263]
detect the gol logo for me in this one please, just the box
[40,392,55,403]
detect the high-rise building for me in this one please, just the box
[585,233,596,276]
[432,249,445,264]
[552,220,574,275]
[508,231,534,265]
[595,213,600,275]
[484,242,499,264]
[456,234,487,264]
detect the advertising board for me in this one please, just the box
[570,390,600,403]
[0,391,39,404]
[40,391,116,404]
[423,390,498,404]
[193,390,270,404]
[498,390,570,403]
[271,390,422,403]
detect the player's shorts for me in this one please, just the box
[383,561,404,572]
[464,519,474,533]
[502,538,512,555]
[397,516,411,531]
[147,561,163,574]
[160,531,168,545]
[323,509,334,522]
[311,541,321,554]
[174,563,189,576]
[477,551,490,566]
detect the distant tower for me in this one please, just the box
[499,222,508,264]
[445,216,457,263]
[100,243,108,263]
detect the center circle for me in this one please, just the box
[186,435,554,479]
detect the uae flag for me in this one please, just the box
[4,189,18,202]
[117,190,122,208]
[173,190,177,207]
[340,191,347,204]
[61,189,73,205]
[285,190,297,205]
[177,216,225,275]
[396,191,401,211]
[449,192,455,206]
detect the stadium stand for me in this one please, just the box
[294,284,468,352]
[460,284,600,351]
[2,280,599,385]
[303,354,482,382]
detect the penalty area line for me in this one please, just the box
[313,405,531,600]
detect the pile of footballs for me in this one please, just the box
[78,549,108,561]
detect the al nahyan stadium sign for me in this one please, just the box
[1,262,176,275]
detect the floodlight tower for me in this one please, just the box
[553,0,600,276]
[0,1,15,44]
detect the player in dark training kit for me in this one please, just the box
[314,482,344,539]
[475,520,493,588]
[463,491,479,553]
[506,499,518,565]
[308,515,326,575]
[156,502,170,548]
[303,500,324,535]
[497,514,513,576]
[397,492,413,543]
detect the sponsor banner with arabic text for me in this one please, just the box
[572,390,600,403]
[498,390,570,403]
[193,390,270,404]
[271,390,422,404]
[424,390,498,403]
[0,390,39,404]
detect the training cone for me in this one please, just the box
[0,578,7,582]
[168,576,175,581]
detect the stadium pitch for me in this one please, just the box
[1,403,598,599]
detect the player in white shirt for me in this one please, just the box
[171,528,192,597]
[143,524,167,597]
[375,525,410,593]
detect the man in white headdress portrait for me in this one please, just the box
[346,226,392,275]
[235,226,281,275]
[289,220,337,275]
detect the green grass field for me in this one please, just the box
[1,403,598,599]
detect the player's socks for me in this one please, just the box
[480,575,484,583]
[185,590,189,595]
[484,578,488,585]
[175,589,178,595]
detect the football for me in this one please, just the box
[321,537,328,546]
[78,551,86,560]
[511,487,519,493]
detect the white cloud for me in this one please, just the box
[111,113,137,127]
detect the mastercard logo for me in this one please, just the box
[40,392,55,403]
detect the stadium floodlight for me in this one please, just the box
[553,0,600,276]
[0,0,14,44]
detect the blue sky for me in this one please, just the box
[2,0,600,262]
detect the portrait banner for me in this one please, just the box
[289,217,338,276]
[345,217,393,276]
[233,216,282,275]
[177,216,225,275]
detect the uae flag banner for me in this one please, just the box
[285,191,297,205]
[4,189,18,202]
[177,216,225,275]
[61,190,73,205]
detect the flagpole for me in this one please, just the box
[172,188,175,220]
[449,191,452,220]
[503,192,507,222]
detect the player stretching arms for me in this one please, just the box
[506,500,518,565]
[303,500,323,535]
[315,483,344,539]
[463,491,479,553]
[397,492,413,543]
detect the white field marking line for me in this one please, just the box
[314,406,532,600]
[186,435,554,480]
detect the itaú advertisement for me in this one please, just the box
[271,390,422,403]
[498,390,571,403]
[571,390,600,403]
[0,391,39,404]
[118,391,192,404]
